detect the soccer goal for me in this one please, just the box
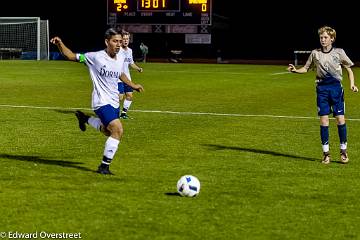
[0,17,49,60]
[293,50,311,66]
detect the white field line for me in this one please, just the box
[147,70,255,75]
[0,104,360,121]
[130,109,318,120]
[0,104,91,111]
[152,70,286,75]
[270,71,291,75]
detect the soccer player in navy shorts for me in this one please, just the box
[288,26,358,164]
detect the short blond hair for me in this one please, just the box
[318,26,336,41]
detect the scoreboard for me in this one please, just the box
[107,0,212,25]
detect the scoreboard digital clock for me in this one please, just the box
[107,0,212,25]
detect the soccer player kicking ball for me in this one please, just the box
[288,26,358,164]
[50,28,144,174]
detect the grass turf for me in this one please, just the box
[1,61,360,239]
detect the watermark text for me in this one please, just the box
[1,231,82,239]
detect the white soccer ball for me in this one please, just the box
[177,175,200,197]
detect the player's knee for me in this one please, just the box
[336,115,345,125]
[108,121,123,139]
[100,126,111,136]
[112,129,123,140]
[116,125,124,136]
[320,116,329,126]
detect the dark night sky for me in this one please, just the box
[1,1,359,60]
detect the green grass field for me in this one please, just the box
[1,60,360,240]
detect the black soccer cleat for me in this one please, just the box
[96,164,114,175]
[75,110,89,132]
[120,112,129,119]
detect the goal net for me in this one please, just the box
[293,50,311,66]
[0,17,49,60]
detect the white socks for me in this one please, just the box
[88,117,102,131]
[102,136,120,164]
[340,143,347,151]
[322,143,347,153]
[322,144,329,153]
[123,99,132,111]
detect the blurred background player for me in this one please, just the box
[118,31,143,119]
[287,26,358,164]
[139,42,148,63]
[50,28,144,174]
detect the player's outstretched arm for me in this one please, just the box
[130,63,143,73]
[287,64,308,74]
[120,73,144,92]
[50,37,77,61]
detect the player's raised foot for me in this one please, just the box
[96,164,114,175]
[340,150,349,164]
[321,152,331,164]
[75,110,89,131]
[120,112,129,119]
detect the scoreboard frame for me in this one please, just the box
[107,0,212,26]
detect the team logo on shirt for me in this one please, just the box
[124,57,132,63]
[332,55,340,65]
[99,66,120,79]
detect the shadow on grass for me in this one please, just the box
[203,144,319,162]
[53,109,95,117]
[52,109,77,115]
[0,153,95,173]
[165,192,182,197]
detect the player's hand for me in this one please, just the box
[351,85,358,92]
[138,68,143,73]
[287,64,296,72]
[134,84,144,92]
[50,36,62,45]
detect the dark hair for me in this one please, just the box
[104,28,120,40]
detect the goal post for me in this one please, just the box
[293,50,311,66]
[0,17,49,60]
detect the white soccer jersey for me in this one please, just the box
[119,47,135,81]
[304,48,354,84]
[77,50,125,109]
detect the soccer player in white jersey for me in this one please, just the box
[288,26,358,164]
[118,31,143,119]
[50,28,144,174]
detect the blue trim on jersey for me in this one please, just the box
[316,76,340,86]
[94,104,119,127]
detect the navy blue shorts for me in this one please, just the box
[94,104,120,127]
[316,83,345,116]
[118,82,124,94]
[118,82,133,94]
[124,83,133,93]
